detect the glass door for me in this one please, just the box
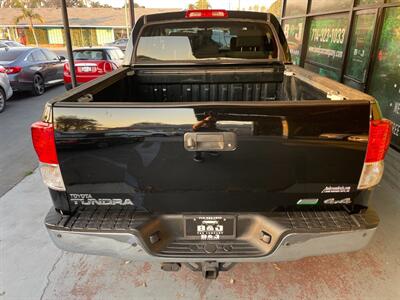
[368,6,400,149]
[344,9,377,91]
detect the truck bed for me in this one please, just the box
[43,64,376,213]
[91,64,325,102]
[52,64,375,104]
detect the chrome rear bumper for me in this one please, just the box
[45,207,378,263]
[48,227,376,263]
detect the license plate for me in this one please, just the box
[79,66,92,72]
[184,215,236,240]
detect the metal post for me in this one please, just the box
[128,0,135,30]
[124,0,129,37]
[61,0,77,88]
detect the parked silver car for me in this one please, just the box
[0,39,25,48]
[0,65,13,112]
[105,38,128,51]
[0,47,65,96]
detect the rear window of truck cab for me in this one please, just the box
[135,21,278,63]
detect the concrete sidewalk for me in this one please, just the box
[1,150,400,300]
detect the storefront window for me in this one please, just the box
[369,7,400,147]
[95,28,113,45]
[114,28,128,40]
[304,63,341,81]
[282,18,305,64]
[24,28,49,45]
[70,28,101,47]
[345,13,376,83]
[0,28,9,39]
[310,0,352,13]
[284,0,307,16]
[305,14,348,79]
[71,29,83,47]
[47,28,64,45]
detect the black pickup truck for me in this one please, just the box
[31,10,392,279]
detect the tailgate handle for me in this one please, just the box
[184,132,237,151]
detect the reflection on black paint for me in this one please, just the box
[54,103,370,212]
[56,115,99,131]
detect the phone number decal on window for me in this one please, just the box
[311,27,346,45]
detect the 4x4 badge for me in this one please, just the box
[324,198,351,204]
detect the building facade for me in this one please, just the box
[281,0,400,149]
[0,8,175,48]
[1,26,125,48]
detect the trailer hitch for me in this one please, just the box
[183,261,236,279]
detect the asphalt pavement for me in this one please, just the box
[0,85,65,197]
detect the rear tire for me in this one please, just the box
[0,88,6,113]
[32,74,45,96]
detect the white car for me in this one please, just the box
[0,39,25,48]
[0,65,13,112]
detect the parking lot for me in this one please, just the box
[0,86,399,299]
[0,85,65,197]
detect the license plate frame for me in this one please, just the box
[184,215,236,240]
[79,66,93,73]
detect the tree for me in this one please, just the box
[193,0,210,9]
[55,116,99,131]
[64,0,86,7]
[268,0,282,17]
[13,0,44,46]
[0,0,16,7]
[1,0,87,8]
[1,0,38,8]
[90,1,112,8]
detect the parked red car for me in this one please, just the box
[64,47,124,90]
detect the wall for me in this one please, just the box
[0,26,124,48]
[282,0,400,149]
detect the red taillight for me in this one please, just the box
[365,119,392,163]
[103,61,113,73]
[31,121,58,164]
[5,66,22,74]
[0,66,6,73]
[358,118,392,190]
[64,63,70,76]
[185,9,228,19]
[31,121,65,191]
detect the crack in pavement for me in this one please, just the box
[0,166,38,198]
[39,251,64,300]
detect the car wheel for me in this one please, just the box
[0,88,6,113]
[32,74,45,96]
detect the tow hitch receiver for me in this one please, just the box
[183,261,236,279]
[161,261,236,279]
